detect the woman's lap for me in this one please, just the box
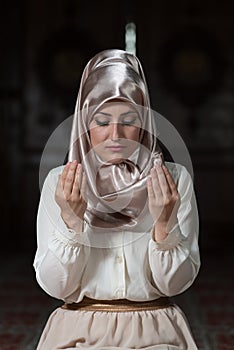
[36,304,197,350]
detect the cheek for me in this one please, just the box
[90,127,106,147]
[128,128,141,142]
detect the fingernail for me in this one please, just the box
[154,159,162,167]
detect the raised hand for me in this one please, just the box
[147,164,180,242]
[55,160,87,231]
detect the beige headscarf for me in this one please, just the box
[69,49,163,232]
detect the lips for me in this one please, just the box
[106,146,126,152]
[107,146,125,152]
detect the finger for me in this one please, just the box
[80,171,87,202]
[63,160,77,196]
[71,163,82,197]
[61,162,71,188]
[147,175,155,200]
[55,175,68,207]
[147,175,156,209]
[162,165,178,194]
[77,164,83,189]
[155,164,171,198]
[150,167,162,198]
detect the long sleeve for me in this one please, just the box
[34,163,200,303]
[148,164,200,296]
[33,166,90,301]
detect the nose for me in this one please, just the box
[110,122,122,141]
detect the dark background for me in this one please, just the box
[1,0,234,261]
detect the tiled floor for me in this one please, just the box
[0,249,233,350]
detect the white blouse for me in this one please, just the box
[33,162,200,303]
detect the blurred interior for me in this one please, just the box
[0,1,234,349]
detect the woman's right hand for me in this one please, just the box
[55,160,87,231]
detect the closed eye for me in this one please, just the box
[122,117,137,125]
[94,119,110,126]
[95,119,138,126]
[93,112,141,127]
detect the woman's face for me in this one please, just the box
[89,102,141,163]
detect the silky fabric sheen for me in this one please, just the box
[68,49,163,231]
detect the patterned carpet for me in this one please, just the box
[0,250,233,350]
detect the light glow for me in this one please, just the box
[125,22,136,55]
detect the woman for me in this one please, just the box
[34,49,200,349]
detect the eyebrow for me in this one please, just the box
[95,112,111,117]
[95,111,139,117]
[121,111,139,116]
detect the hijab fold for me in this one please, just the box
[69,49,163,232]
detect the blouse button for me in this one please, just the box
[115,290,124,298]
[115,256,123,263]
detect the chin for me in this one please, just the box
[108,157,125,164]
[96,150,131,164]
[101,151,128,164]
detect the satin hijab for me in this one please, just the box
[68,49,162,232]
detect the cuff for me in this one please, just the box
[52,220,90,247]
[150,225,182,251]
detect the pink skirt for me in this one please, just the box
[36,304,198,350]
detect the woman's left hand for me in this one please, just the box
[147,164,180,242]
